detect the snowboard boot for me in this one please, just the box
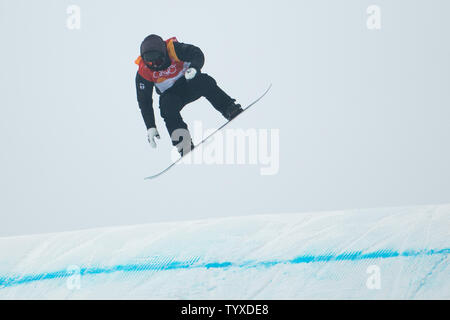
[222,102,243,121]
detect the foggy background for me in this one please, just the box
[0,0,449,236]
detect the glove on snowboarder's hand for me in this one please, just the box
[185,68,197,80]
[147,127,160,148]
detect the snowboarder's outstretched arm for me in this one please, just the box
[135,72,156,129]
[173,42,205,71]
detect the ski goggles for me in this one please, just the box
[142,51,165,67]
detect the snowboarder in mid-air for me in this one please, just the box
[135,34,243,156]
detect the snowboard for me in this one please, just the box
[144,84,272,180]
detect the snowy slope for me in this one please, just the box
[0,204,449,299]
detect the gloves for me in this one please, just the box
[147,127,160,148]
[185,67,197,80]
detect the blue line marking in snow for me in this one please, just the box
[0,248,448,289]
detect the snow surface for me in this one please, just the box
[0,204,449,299]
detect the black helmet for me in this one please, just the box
[140,34,169,70]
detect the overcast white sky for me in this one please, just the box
[0,0,449,236]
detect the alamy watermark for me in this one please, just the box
[171,121,280,176]
[66,265,81,290]
[366,265,381,290]
[367,5,381,30]
[66,5,81,30]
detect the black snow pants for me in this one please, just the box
[159,73,235,147]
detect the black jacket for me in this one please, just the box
[135,42,205,129]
